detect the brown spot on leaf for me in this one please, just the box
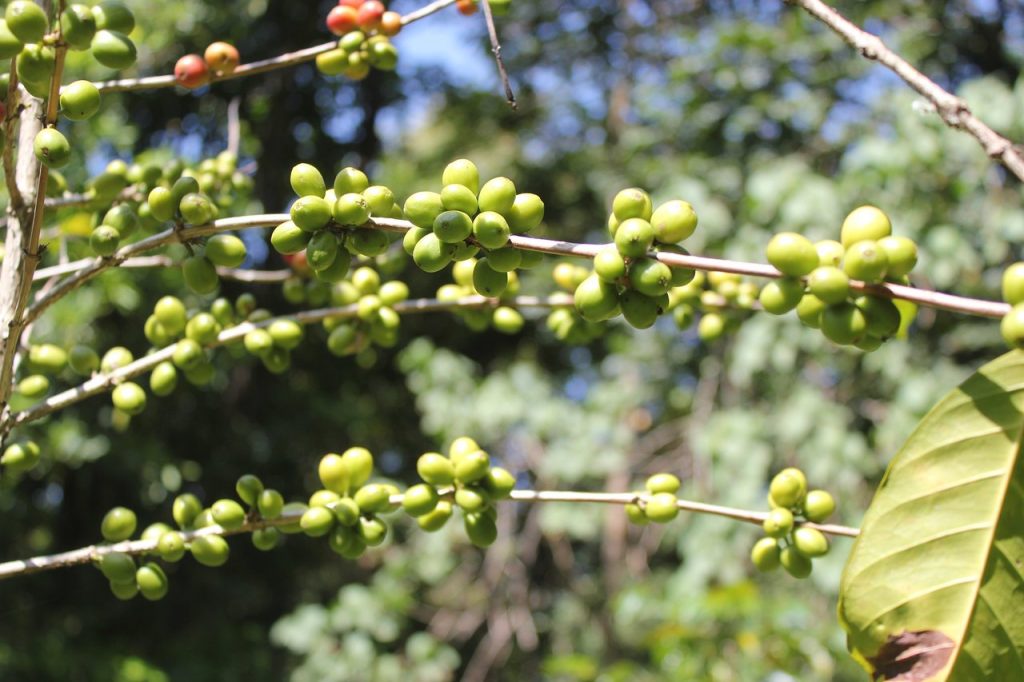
[868,630,955,681]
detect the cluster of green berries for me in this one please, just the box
[998,263,1024,348]
[317,266,409,361]
[1,438,41,474]
[81,151,251,264]
[88,438,518,602]
[435,259,526,334]
[405,436,516,548]
[574,188,697,329]
[402,158,545,288]
[750,468,836,579]
[623,473,683,525]
[317,0,401,80]
[92,471,287,600]
[0,1,138,166]
[762,205,917,350]
[272,164,402,278]
[667,270,761,342]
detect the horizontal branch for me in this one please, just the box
[86,0,458,94]
[23,212,1011,330]
[34,256,292,283]
[789,0,1024,183]
[0,487,857,580]
[2,294,573,434]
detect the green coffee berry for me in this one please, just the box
[318,453,350,494]
[762,507,794,538]
[354,484,390,514]
[470,259,507,297]
[442,159,480,193]
[271,221,311,254]
[111,381,146,415]
[362,185,394,216]
[400,484,439,517]
[182,256,219,295]
[795,293,826,328]
[507,193,544,232]
[418,500,453,532]
[806,266,847,303]
[6,2,48,43]
[840,205,892,248]
[624,502,648,526]
[877,235,917,279]
[478,177,516,214]
[614,218,654,258]
[463,510,498,547]
[441,184,478,215]
[645,473,681,494]
[60,79,101,120]
[434,210,474,243]
[482,467,516,499]
[574,273,620,321]
[257,489,284,520]
[190,534,230,567]
[492,306,524,333]
[300,506,335,536]
[780,546,813,578]
[211,499,246,529]
[185,312,220,345]
[413,232,457,272]
[793,526,829,557]
[404,191,445,228]
[358,517,388,546]
[593,246,627,282]
[820,301,867,345]
[172,493,202,528]
[766,233,818,277]
[473,211,511,250]
[17,374,49,399]
[454,450,490,484]
[98,551,136,582]
[1001,304,1024,348]
[334,167,369,195]
[629,258,673,297]
[758,278,805,315]
[802,490,835,522]
[815,239,845,267]
[290,196,332,232]
[650,200,697,244]
[204,234,247,268]
[612,188,653,222]
[101,506,137,542]
[644,492,679,523]
[769,468,808,508]
[750,537,781,572]
[290,163,326,197]
[157,531,186,562]
[179,192,216,225]
[854,295,901,338]
[417,452,455,486]
[1002,263,1024,305]
[252,527,281,551]
[843,240,888,282]
[619,289,661,329]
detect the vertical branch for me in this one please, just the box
[0,0,69,421]
[479,0,517,109]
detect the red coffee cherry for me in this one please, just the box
[174,54,209,89]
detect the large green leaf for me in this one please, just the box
[839,350,1024,681]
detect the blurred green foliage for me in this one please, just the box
[0,0,1022,679]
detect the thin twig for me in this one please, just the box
[789,0,1024,183]
[0,487,857,580]
[2,294,573,434]
[84,0,459,94]
[479,0,517,109]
